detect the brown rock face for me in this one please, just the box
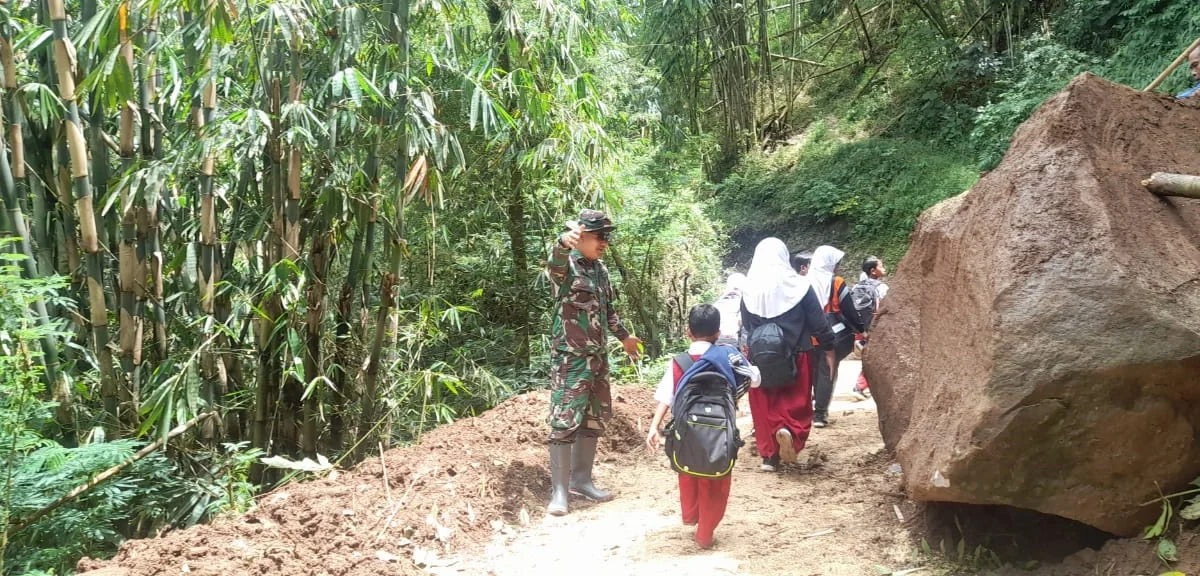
[864,73,1200,536]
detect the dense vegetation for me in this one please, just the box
[0,0,1197,572]
[691,0,1200,266]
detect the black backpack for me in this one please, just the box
[746,322,797,389]
[831,277,867,335]
[849,278,882,332]
[664,354,743,478]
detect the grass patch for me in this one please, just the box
[711,120,978,268]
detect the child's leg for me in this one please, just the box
[678,474,699,525]
[695,475,733,549]
[748,387,778,458]
[856,371,869,392]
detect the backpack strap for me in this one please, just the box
[673,353,695,374]
[829,277,846,314]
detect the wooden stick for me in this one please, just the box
[10,412,216,534]
[1142,172,1200,199]
[379,442,393,504]
[1144,37,1200,92]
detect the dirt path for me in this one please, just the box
[78,357,1196,576]
[438,361,923,576]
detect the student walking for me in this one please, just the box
[740,238,834,471]
[851,256,888,400]
[713,273,745,346]
[807,245,854,427]
[646,304,759,549]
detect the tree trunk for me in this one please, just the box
[302,229,328,457]
[251,46,286,484]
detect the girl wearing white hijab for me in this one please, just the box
[740,238,834,472]
[808,245,845,309]
[806,245,853,427]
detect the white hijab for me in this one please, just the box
[721,273,746,297]
[743,238,811,318]
[809,245,844,309]
[714,273,746,338]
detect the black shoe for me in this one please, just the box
[813,412,829,428]
[760,456,781,472]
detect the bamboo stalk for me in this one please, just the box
[139,10,166,362]
[0,86,62,390]
[251,39,286,482]
[355,131,385,460]
[48,0,118,430]
[117,0,143,423]
[1145,37,1200,92]
[1142,172,1200,199]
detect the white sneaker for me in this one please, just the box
[852,390,868,402]
[775,428,797,463]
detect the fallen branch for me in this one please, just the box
[1142,172,1200,199]
[10,412,217,534]
[769,53,827,67]
[379,442,394,504]
[1144,37,1200,92]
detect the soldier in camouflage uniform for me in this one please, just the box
[544,209,642,516]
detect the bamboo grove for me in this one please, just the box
[0,0,626,483]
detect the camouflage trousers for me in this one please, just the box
[547,352,611,443]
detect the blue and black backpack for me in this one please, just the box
[664,345,745,478]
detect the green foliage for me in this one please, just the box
[971,37,1101,171]
[1092,0,1200,92]
[0,250,164,574]
[0,250,259,574]
[713,121,977,266]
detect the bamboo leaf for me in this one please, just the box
[346,67,362,105]
[330,69,344,100]
[353,68,385,103]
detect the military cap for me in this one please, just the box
[574,209,616,233]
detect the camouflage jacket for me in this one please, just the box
[546,241,631,355]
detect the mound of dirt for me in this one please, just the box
[993,532,1200,576]
[866,73,1200,536]
[77,386,658,576]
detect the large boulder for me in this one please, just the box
[865,73,1200,536]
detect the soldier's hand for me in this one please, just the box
[559,224,582,249]
[621,336,643,360]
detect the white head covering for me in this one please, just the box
[723,273,746,296]
[809,245,845,309]
[714,273,747,338]
[743,238,812,318]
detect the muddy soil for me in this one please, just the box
[79,361,1200,575]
